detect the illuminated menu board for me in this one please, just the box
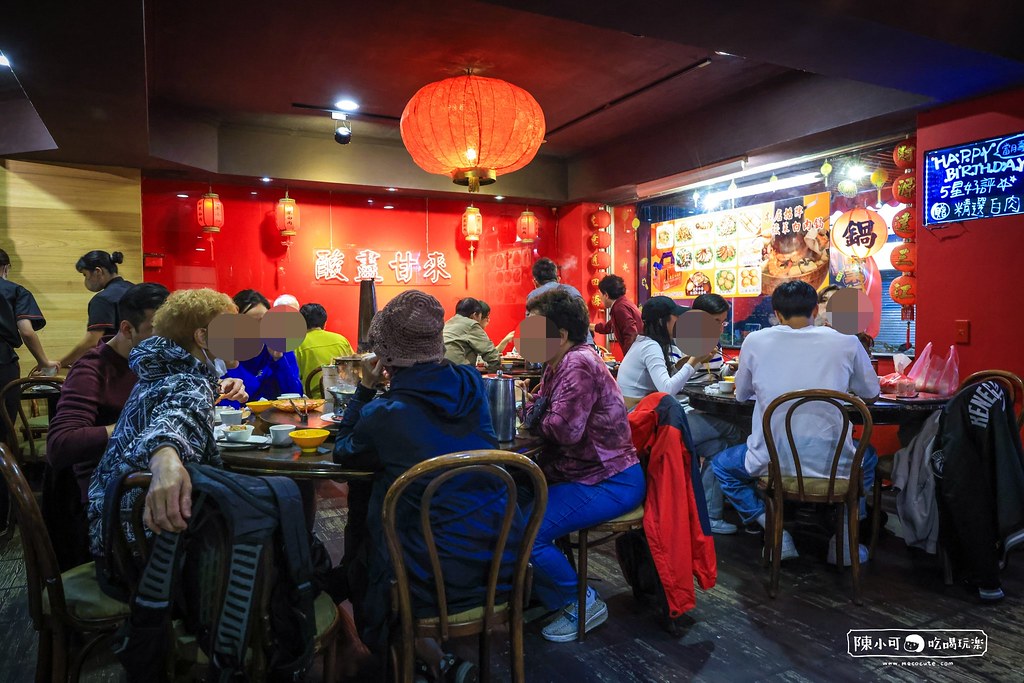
[650,192,830,299]
[924,132,1024,225]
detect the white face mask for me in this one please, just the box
[202,347,228,377]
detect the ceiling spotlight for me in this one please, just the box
[0,54,10,68]
[494,195,505,201]
[261,177,272,183]
[250,191,258,195]
[367,199,374,204]
[334,120,353,144]
[386,187,397,192]
[176,193,188,198]
[334,99,360,112]
[383,205,394,210]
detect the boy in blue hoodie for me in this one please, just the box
[333,290,521,678]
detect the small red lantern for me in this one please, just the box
[516,210,539,243]
[891,207,916,240]
[590,293,604,309]
[891,174,916,204]
[589,231,612,250]
[589,209,611,230]
[889,274,917,306]
[589,251,612,270]
[276,191,300,237]
[893,139,917,169]
[889,242,917,272]
[197,192,224,234]
[588,271,607,293]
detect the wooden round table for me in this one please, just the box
[254,407,338,431]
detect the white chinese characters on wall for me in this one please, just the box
[314,248,451,285]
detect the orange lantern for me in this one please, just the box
[893,139,917,169]
[589,251,612,270]
[831,207,888,259]
[589,231,612,250]
[197,192,224,234]
[462,206,483,264]
[400,74,546,192]
[516,210,539,243]
[276,191,300,237]
[891,207,916,240]
[889,242,917,272]
[890,274,917,306]
[891,174,916,204]
[589,209,612,230]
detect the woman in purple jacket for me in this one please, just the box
[521,288,645,642]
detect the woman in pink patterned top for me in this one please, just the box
[521,288,644,642]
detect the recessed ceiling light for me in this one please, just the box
[261,177,272,183]
[386,187,397,192]
[714,51,736,57]
[494,195,505,201]
[383,205,394,210]
[176,193,188,198]
[195,248,206,252]
[250,191,258,195]
[367,199,374,204]
[0,54,10,68]
[335,99,360,112]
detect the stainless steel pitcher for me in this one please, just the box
[483,375,517,443]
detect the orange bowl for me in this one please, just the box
[272,398,325,413]
[289,428,330,451]
[245,400,274,414]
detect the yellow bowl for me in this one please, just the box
[246,400,274,414]
[289,428,330,451]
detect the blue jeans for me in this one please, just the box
[712,444,877,524]
[521,464,645,610]
[685,410,743,520]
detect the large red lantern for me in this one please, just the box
[891,174,916,204]
[891,207,916,239]
[276,191,300,237]
[831,208,888,260]
[889,274,917,306]
[197,192,224,234]
[516,210,539,243]
[889,242,917,272]
[400,74,546,192]
[893,139,917,169]
[589,251,612,270]
[589,231,612,250]
[589,209,612,230]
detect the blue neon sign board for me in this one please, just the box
[923,132,1024,225]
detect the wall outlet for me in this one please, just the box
[954,320,970,344]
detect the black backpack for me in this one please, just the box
[102,463,321,682]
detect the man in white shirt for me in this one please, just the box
[712,281,880,564]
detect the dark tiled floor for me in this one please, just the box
[2,490,1022,682]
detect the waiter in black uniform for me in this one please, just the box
[59,250,134,368]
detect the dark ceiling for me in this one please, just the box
[1,0,1023,202]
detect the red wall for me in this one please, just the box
[141,179,562,347]
[916,88,1024,379]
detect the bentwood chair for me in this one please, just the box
[958,370,1024,430]
[304,366,324,398]
[0,377,64,465]
[382,451,547,683]
[107,473,343,682]
[0,444,129,683]
[759,390,874,604]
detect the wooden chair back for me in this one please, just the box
[305,366,324,398]
[382,450,547,683]
[0,443,65,628]
[761,389,874,505]
[0,376,64,463]
[959,370,1024,430]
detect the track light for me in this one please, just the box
[332,112,352,145]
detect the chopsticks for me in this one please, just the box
[289,398,309,423]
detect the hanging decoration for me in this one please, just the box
[890,136,918,330]
[589,231,612,250]
[837,178,859,198]
[589,208,612,230]
[400,73,546,192]
[516,209,539,243]
[588,272,606,293]
[275,191,300,260]
[831,207,887,290]
[461,205,483,264]
[820,160,833,188]
[589,251,612,271]
[588,207,612,310]
[870,168,888,206]
[196,187,224,258]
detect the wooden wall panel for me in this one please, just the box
[0,160,142,370]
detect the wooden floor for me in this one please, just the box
[2,488,1022,682]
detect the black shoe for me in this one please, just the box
[440,655,478,683]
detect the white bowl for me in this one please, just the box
[224,424,255,442]
[717,380,736,394]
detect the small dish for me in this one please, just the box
[246,400,274,414]
[216,434,271,449]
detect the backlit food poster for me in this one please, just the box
[650,192,831,299]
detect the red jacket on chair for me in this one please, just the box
[628,393,717,616]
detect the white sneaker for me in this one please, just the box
[710,518,738,535]
[541,596,609,642]
[780,530,799,560]
[827,535,869,566]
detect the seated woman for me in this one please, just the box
[616,295,743,535]
[333,290,515,678]
[520,288,644,642]
[223,289,303,400]
[86,288,246,556]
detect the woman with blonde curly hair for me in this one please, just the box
[86,288,248,557]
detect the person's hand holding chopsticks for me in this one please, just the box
[217,377,248,404]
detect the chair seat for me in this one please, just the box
[313,590,340,639]
[43,561,130,622]
[759,476,852,497]
[26,415,50,430]
[591,504,645,531]
[417,601,509,626]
